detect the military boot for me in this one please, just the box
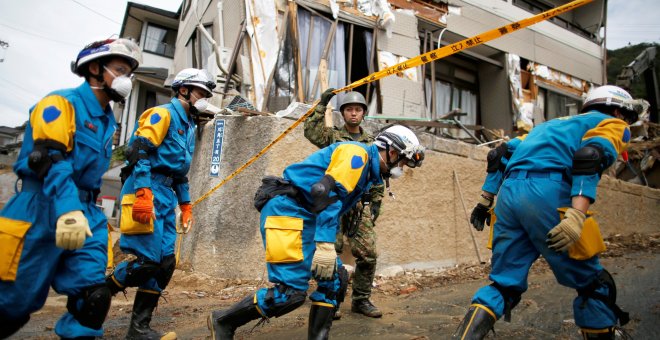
[207,295,262,340]
[351,299,382,318]
[452,304,496,340]
[581,327,615,340]
[308,303,334,340]
[125,290,177,340]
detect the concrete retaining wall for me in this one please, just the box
[167,116,660,278]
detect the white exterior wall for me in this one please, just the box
[448,0,604,83]
[141,52,174,70]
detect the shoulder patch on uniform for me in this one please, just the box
[150,113,161,125]
[43,106,61,123]
[622,127,631,143]
[351,155,365,169]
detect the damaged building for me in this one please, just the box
[114,0,610,142]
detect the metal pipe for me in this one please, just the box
[197,24,241,83]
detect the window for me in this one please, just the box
[185,25,214,70]
[541,88,582,120]
[424,58,479,122]
[144,23,176,58]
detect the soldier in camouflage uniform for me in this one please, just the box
[304,88,385,318]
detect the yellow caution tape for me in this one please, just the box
[175,232,183,265]
[191,0,593,207]
[336,0,593,92]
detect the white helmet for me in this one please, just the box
[171,68,216,97]
[375,125,425,168]
[71,38,142,76]
[582,85,637,122]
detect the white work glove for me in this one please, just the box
[546,208,585,252]
[56,210,92,250]
[311,242,337,281]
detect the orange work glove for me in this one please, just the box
[178,203,193,234]
[132,188,155,224]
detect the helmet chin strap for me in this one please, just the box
[178,88,200,117]
[90,66,125,103]
[378,149,396,199]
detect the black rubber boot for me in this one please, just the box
[0,314,29,339]
[308,303,334,340]
[581,327,615,340]
[125,290,177,340]
[207,295,263,340]
[351,299,382,318]
[452,304,496,339]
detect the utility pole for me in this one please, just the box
[0,39,9,63]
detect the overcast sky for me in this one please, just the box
[1,0,658,128]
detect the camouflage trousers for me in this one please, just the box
[336,203,377,301]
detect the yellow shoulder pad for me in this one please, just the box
[325,144,368,193]
[582,118,629,154]
[135,107,171,147]
[30,95,75,152]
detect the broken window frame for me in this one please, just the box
[263,4,381,114]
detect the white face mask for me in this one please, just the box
[389,166,404,179]
[104,66,133,98]
[191,92,209,112]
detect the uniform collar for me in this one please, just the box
[339,125,368,141]
[78,81,113,118]
[169,97,190,124]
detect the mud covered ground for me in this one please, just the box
[11,233,660,339]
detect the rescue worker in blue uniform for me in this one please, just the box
[106,68,215,340]
[207,125,425,340]
[453,85,636,340]
[0,38,142,339]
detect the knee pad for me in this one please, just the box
[263,285,307,318]
[155,255,176,290]
[336,266,349,304]
[66,284,112,330]
[577,269,629,326]
[0,314,30,339]
[491,283,522,322]
[124,258,161,287]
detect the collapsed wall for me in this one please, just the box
[180,116,660,279]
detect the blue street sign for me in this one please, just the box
[209,119,225,177]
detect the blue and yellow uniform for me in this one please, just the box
[255,141,382,315]
[109,97,194,293]
[473,111,630,330]
[0,82,116,338]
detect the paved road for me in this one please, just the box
[10,251,659,339]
